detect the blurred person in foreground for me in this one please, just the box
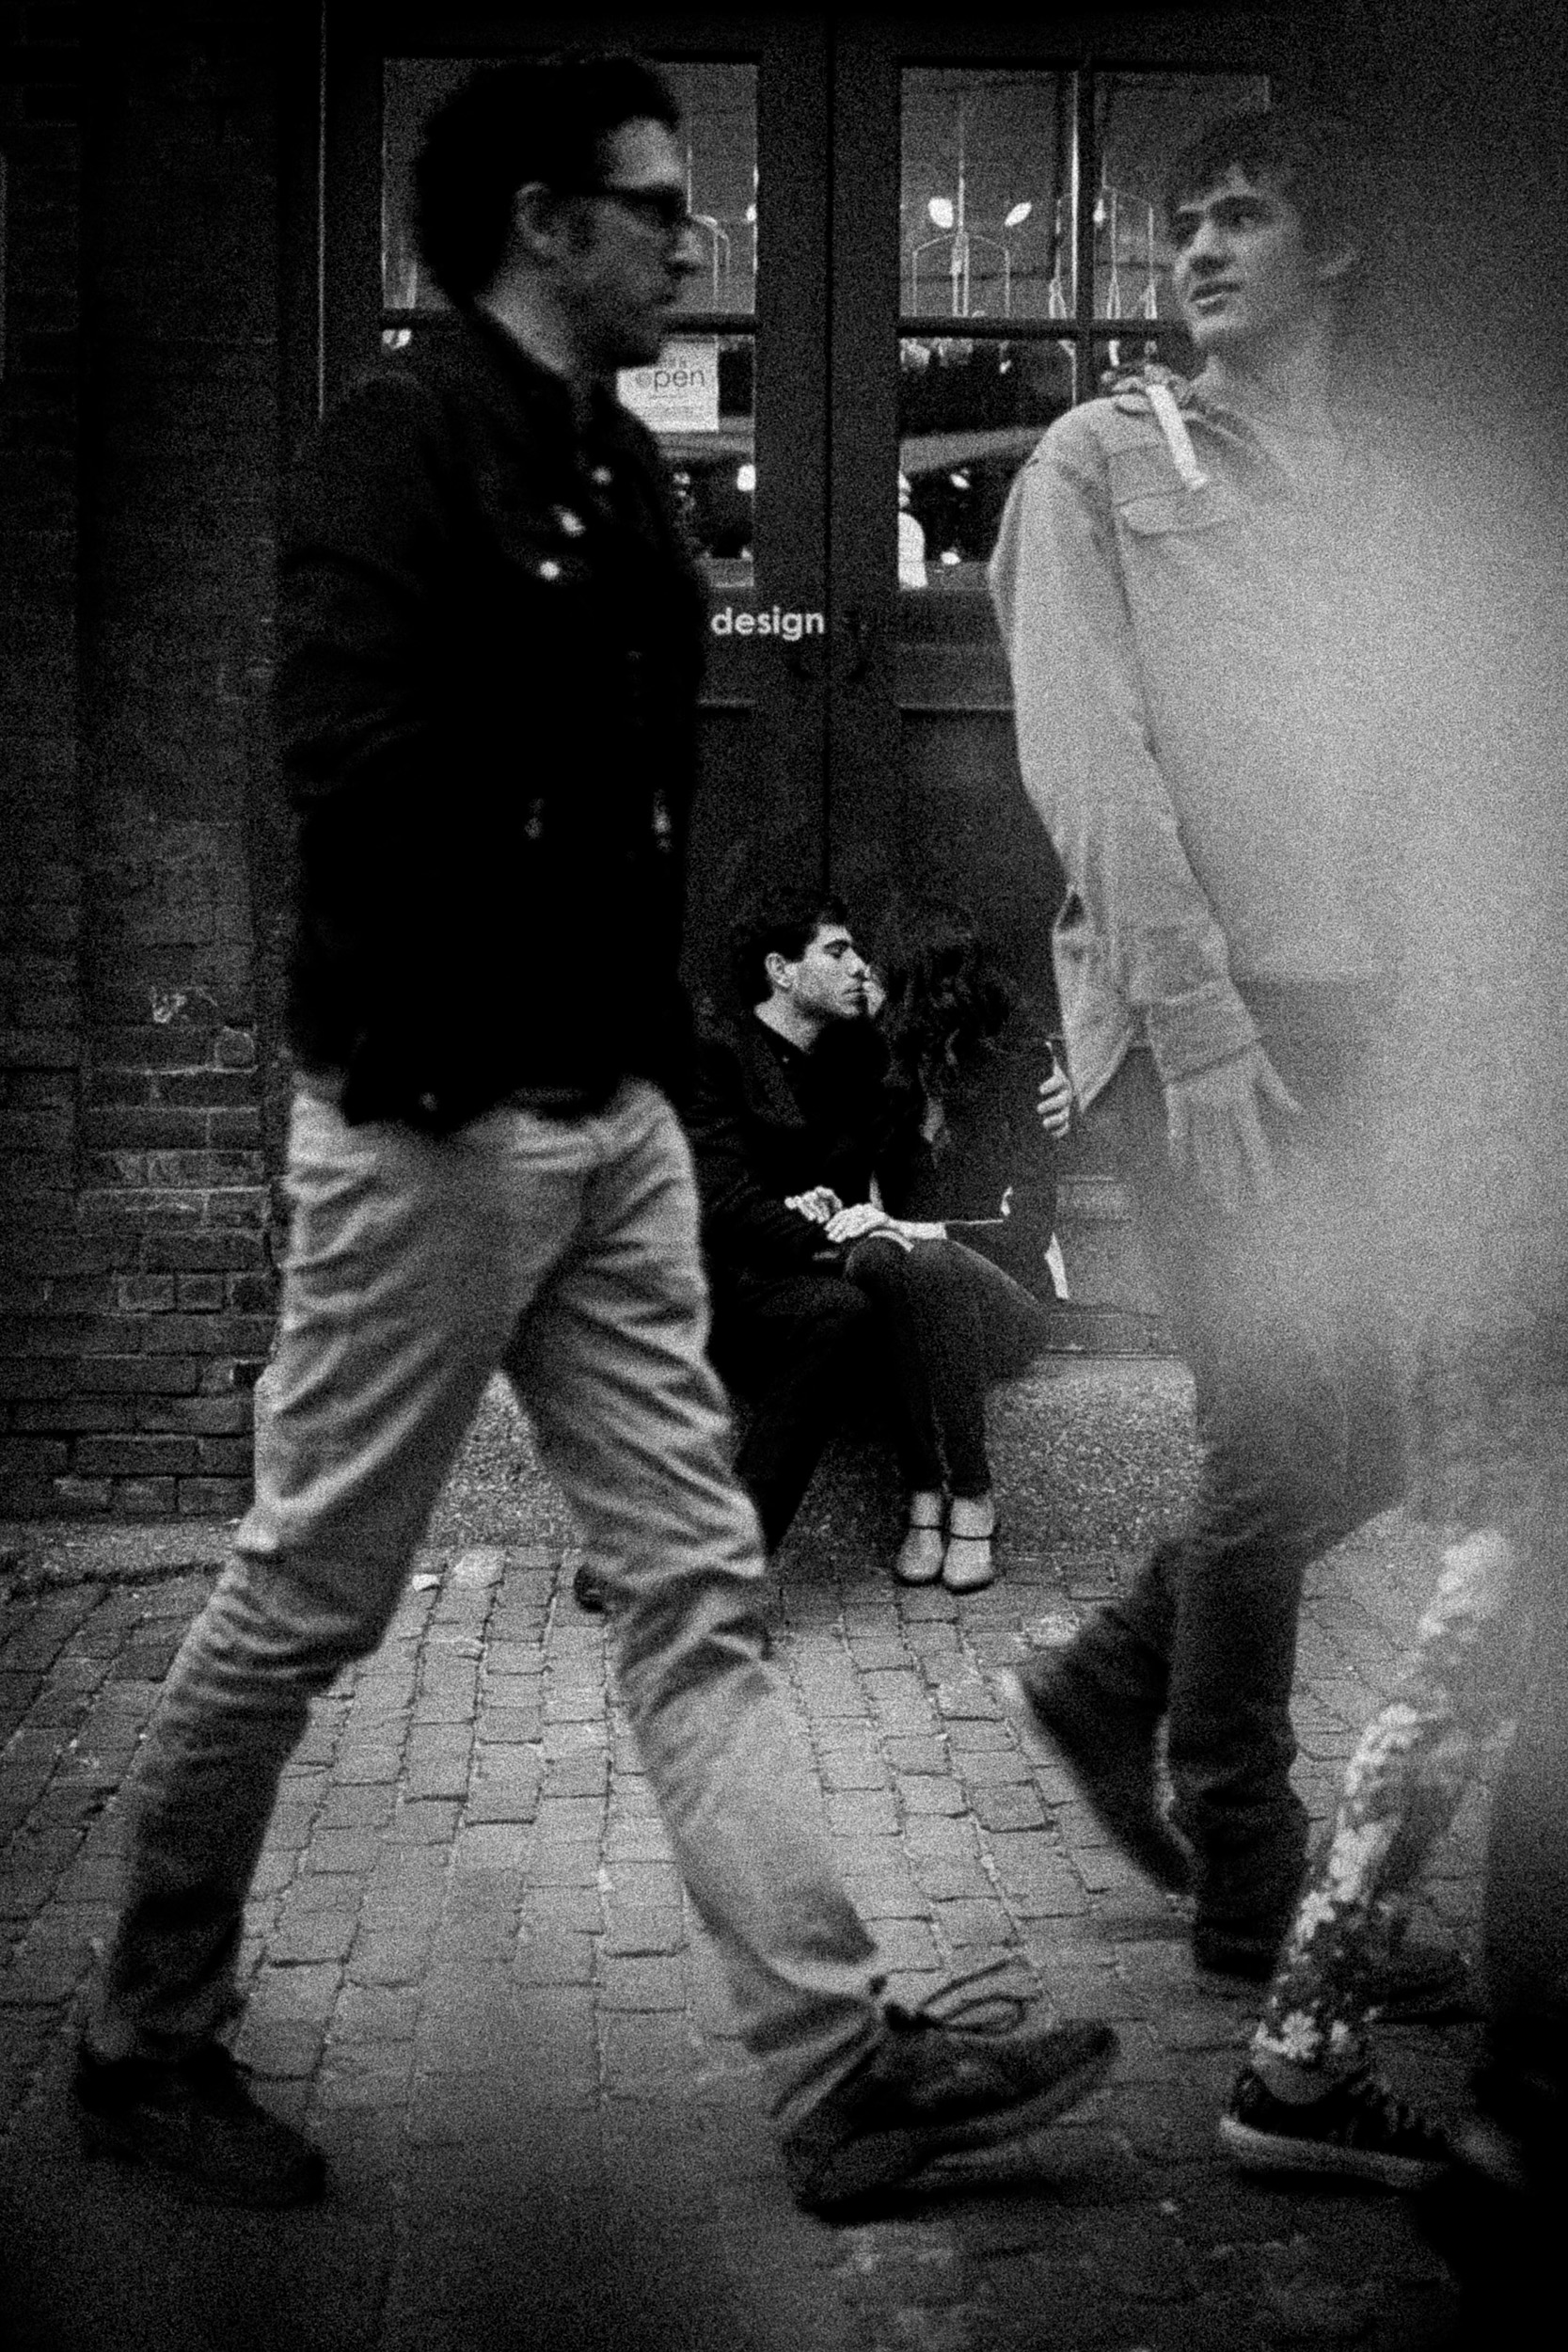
[71,56,1117,2217]
[989,104,1460,1991]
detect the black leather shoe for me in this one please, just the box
[572,1561,609,1613]
[1010,1650,1192,1893]
[74,2042,325,2207]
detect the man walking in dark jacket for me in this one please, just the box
[72,56,1114,2217]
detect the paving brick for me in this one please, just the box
[973,1783,1049,1832]
[388,1799,461,1844]
[452,1823,531,1873]
[318,1783,398,1831]
[334,1743,405,1785]
[528,1841,601,1888]
[601,1904,685,1958]
[825,1788,898,1837]
[333,1982,421,2042]
[882,1734,949,1774]
[267,1907,357,1965]
[895,1773,964,1816]
[518,1886,602,1934]
[819,1744,891,1792]
[515,1924,595,1985]
[347,1934,438,1987]
[596,1953,686,2011]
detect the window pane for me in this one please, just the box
[630,334,754,591]
[660,63,756,319]
[898,335,1075,589]
[1092,72,1270,321]
[383,58,468,311]
[382,58,757,318]
[901,70,1071,325]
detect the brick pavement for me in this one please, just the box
[0,1367,1486,2351]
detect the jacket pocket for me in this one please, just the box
[1114,482,1241,535]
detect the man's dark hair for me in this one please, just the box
[1163,103,1373,271]
[414,55,679,305]
[730,890,852,1009]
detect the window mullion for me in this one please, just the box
[1072,65,1097,401]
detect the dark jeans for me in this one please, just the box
[710,1271,879,1553]
[845,1235,1053,1499]
[1073,1034,1404,1932]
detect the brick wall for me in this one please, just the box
[1,2,89,1511]
[1,2,285,1518]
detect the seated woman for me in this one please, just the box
[796,914,1070,1593]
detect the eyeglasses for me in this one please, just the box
[583,183,697,240]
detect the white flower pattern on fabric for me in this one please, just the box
[1270,2011,1322,2063]
[1290,1889,1338,1948]
[1243,1531,1521,2091]
[1324,1820,1391,1894]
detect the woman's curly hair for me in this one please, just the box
[878,907,1018,1112]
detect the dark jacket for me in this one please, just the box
[879,1008,1062,1295]
[276,311,706,1131]
[687,1016,894,1295]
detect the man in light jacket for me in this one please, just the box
[990,105,1424,1979]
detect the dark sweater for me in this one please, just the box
[687,1016,894,1292]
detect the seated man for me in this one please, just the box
[686,889,894,1555]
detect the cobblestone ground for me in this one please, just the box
[0,1367,1487,2351]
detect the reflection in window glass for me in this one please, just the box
[1092,72,1270,320]
[383,57,466,311]
[898,337,1074,589]
[662,63,756,318]
[647,336,755,591]
[1089,331,1194,399]
[382,58,757,317]
[901,71,1070,324]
